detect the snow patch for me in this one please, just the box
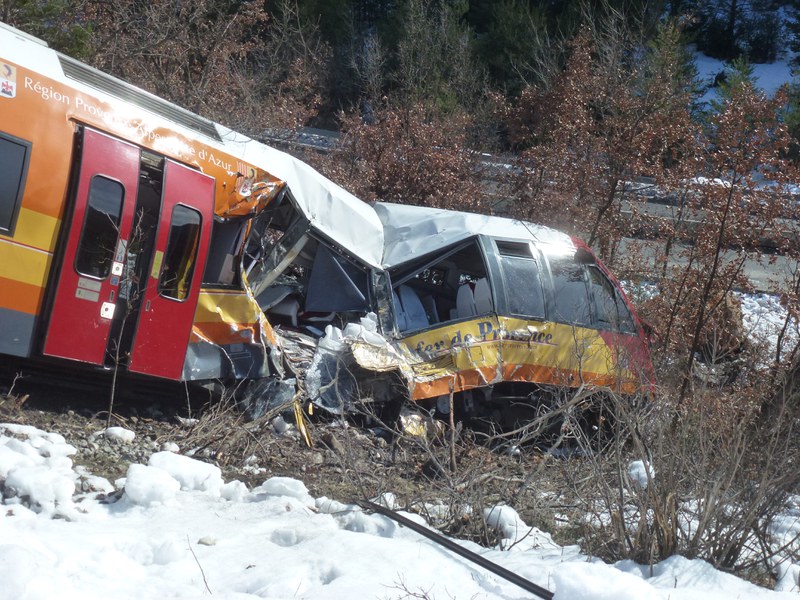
[147,451,223,496]
[553,561,660,600]
[0,545,48,600]
[628,460,655,490]
[484,504,558,551]
[250,476,314,506]
[123,464,180,506]
[220,480,248,502]
[104,427,135,443]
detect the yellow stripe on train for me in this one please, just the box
[0,239,52,287]
[397,316,630,385]
[194,289,261,326]
[1,208,61,252]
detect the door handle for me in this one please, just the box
[144,299,151,312]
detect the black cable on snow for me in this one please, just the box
[357,499,555,600]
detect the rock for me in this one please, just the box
[272,415,291,435]
[319,432,345,455]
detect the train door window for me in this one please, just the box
[123,154,162,301]
[158,205,201,301]
[0,132,31,236]
[587,266,635,333]
[548,253,591,327]
[74,176,124,279]
[495,240,545,319]
[389,239,489,333]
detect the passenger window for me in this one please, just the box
[75,176,124,279]
[548,255,591,326]
[389,239,489,332]
[159,205,201,301]
[496,240,545,319]
[588,266,636,333]
[0,133,31,236]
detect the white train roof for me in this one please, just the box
[374,202,575,268]
[218,128,384,267]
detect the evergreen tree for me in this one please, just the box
[1,0,91,57]
[709,56,756,114]
[476,0,554,94]
[788,80,800,150]
[784,0,800,60]
[694,0,783,62]
[389,0,486,113]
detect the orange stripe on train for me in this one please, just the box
[409,363,636,401]
[0,276,45,315]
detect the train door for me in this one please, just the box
[43,128,140,365]
[127,160,213,379]
[43,127,214,380]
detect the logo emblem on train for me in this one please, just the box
[0,63,15,98]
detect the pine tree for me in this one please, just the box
[390,0,485,113]
[2,0,91,57]
[475,0,555,94]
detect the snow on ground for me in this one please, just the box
[693,44,796,106]
[1,293,800,600]
[0,421,798,600]
[739,292,799,357]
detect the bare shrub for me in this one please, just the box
[315,104,489,213]
[168,384,297,469]
[313,387,600,552]
[560,387,800,580]
[504,16,698,264]
[0,373,29,418]
[83,0,327,134]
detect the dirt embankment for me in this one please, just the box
[0,376,564,547]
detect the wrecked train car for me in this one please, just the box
[0,22,384,399]
[0,23,296,385]
[247,192,654,425]
[0,22,652,425]
[276,202,656,425]
[371,203,654,426]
